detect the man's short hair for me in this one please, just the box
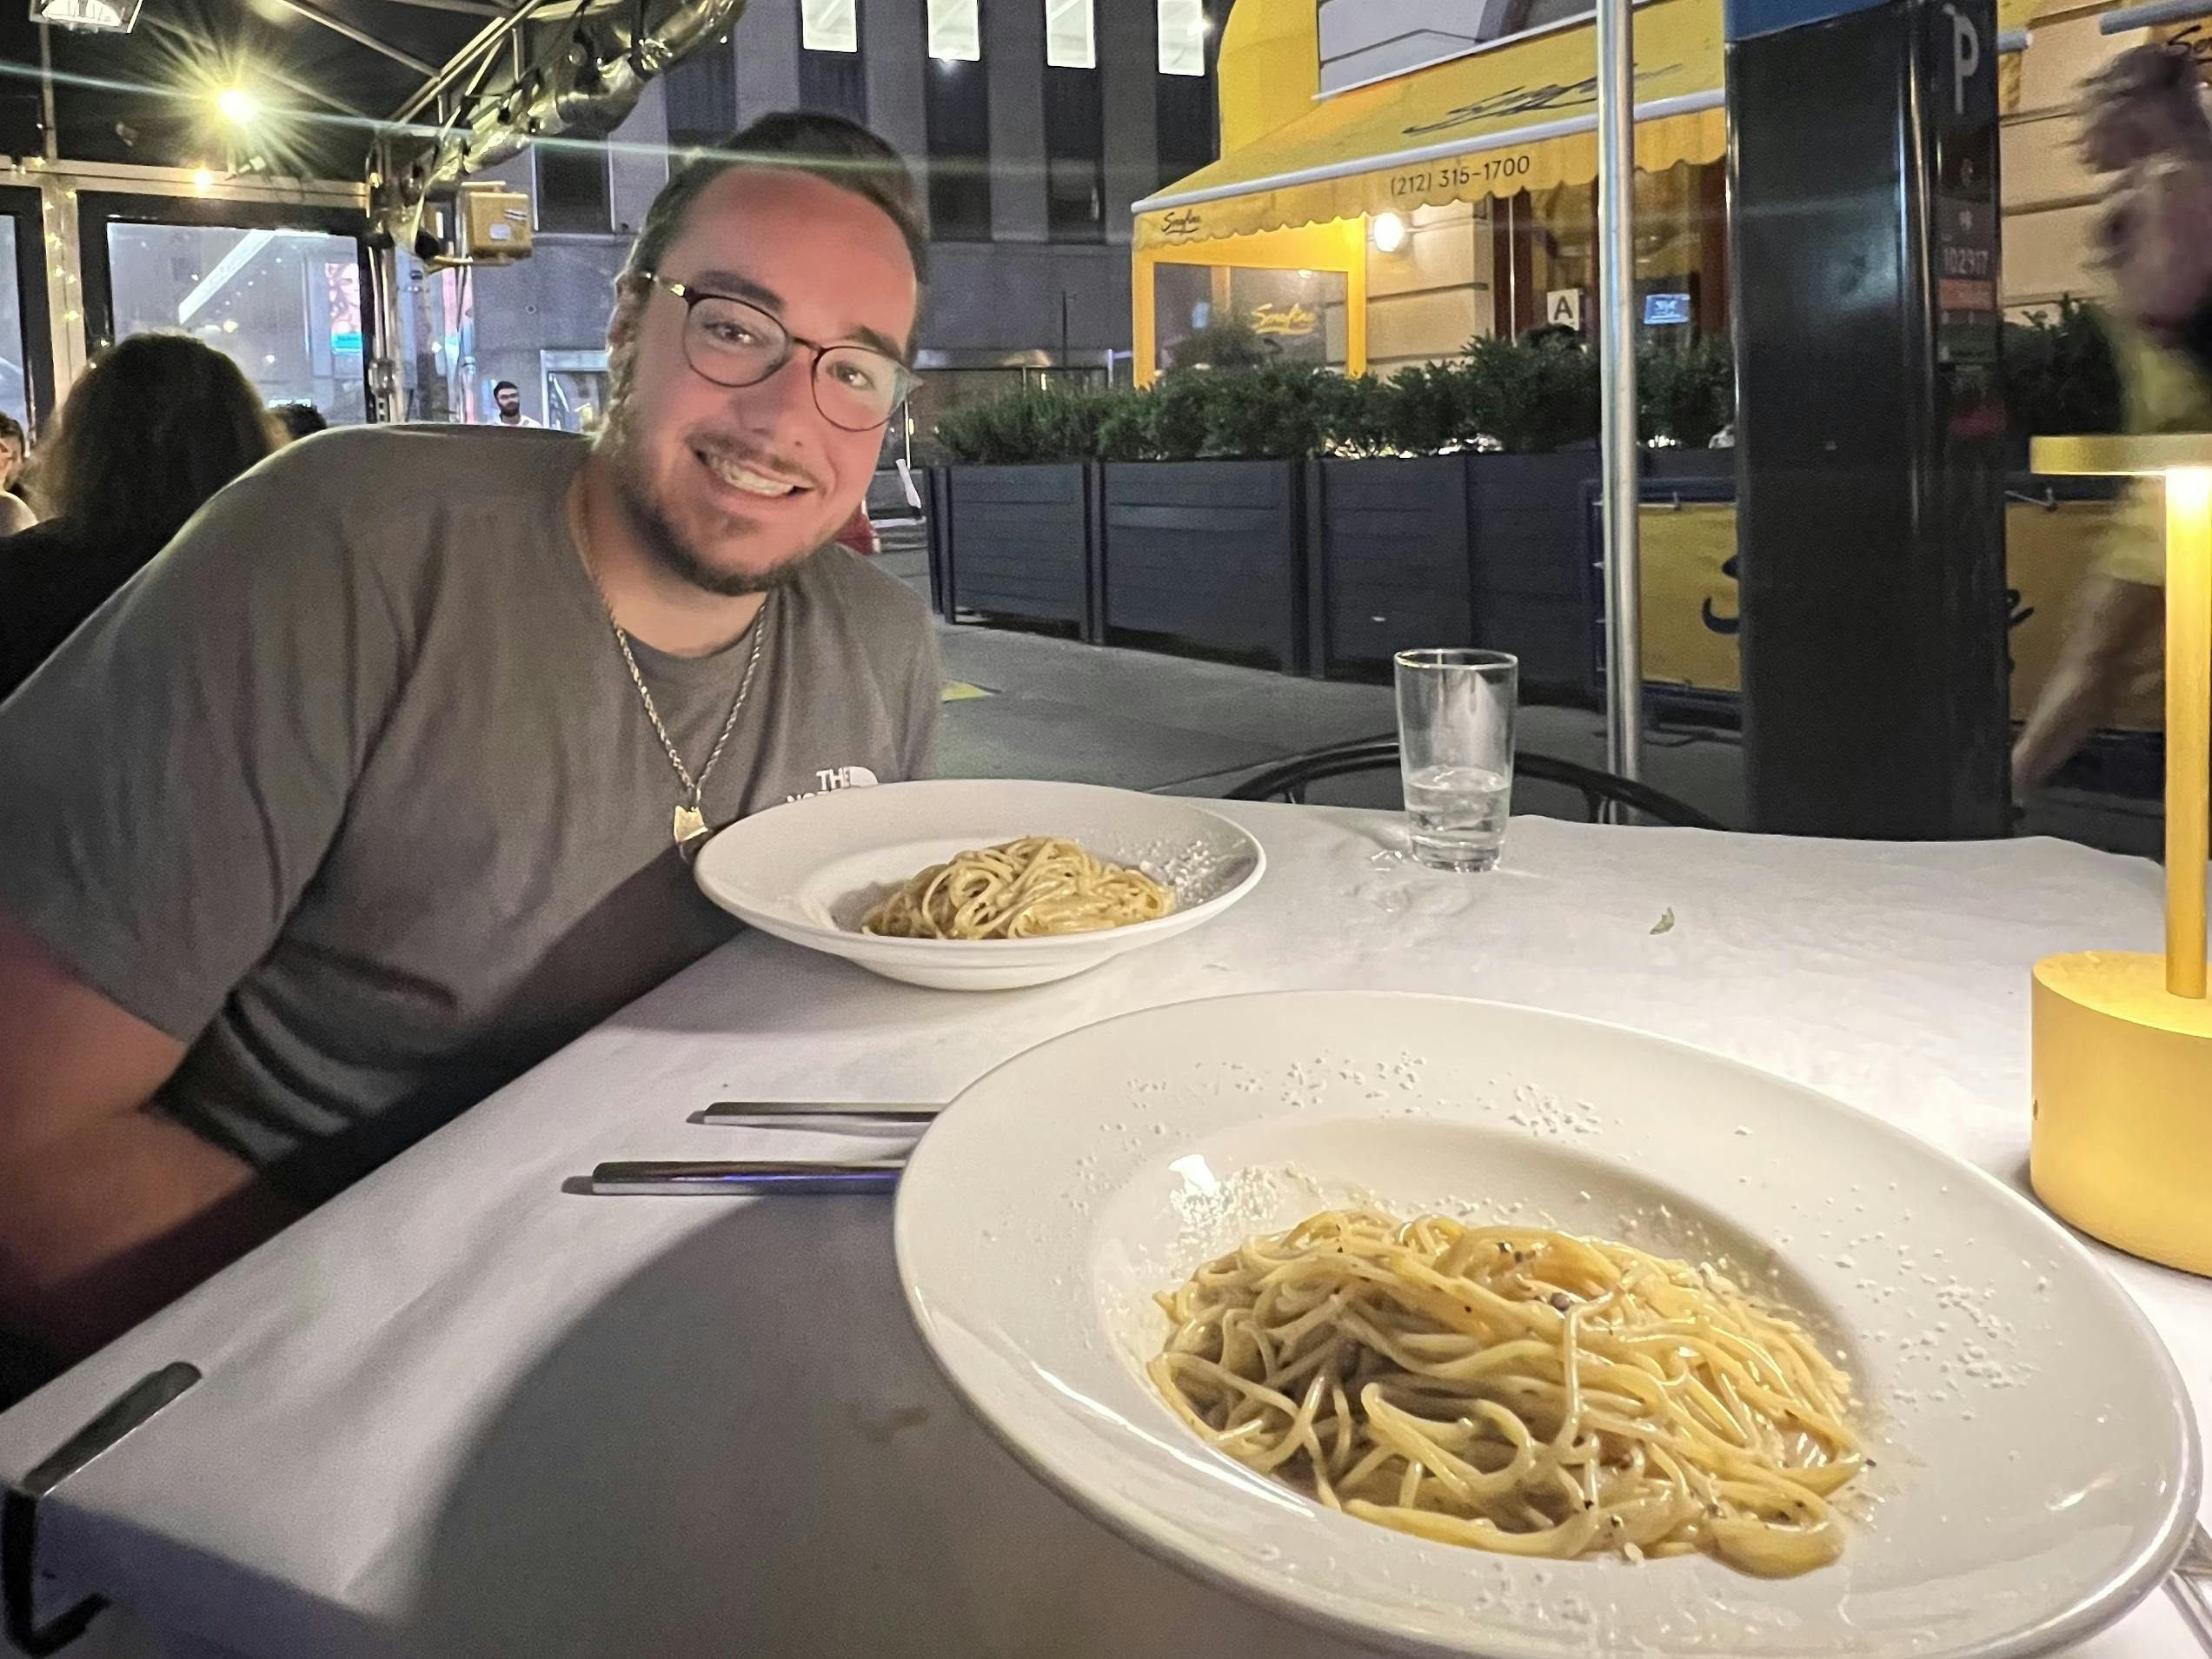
[0,412,23,448]
[269,401,328,441]
[617,112,927,311]
[492,379,520,395]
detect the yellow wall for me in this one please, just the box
[1999,4,2176,315]
[1640,498,2162,729]
[1363,202,1497,374]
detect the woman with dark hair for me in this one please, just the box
[0,333,277,700]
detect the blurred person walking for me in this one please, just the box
[2014,44,2212,795]
[0,334,276,700]
[0,411,34,534]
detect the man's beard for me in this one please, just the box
[601,392,817,600]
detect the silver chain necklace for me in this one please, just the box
[576,503,770,856]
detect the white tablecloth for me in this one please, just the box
[3,806,2206,1659]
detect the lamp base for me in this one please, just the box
[2031,951,2212,1277]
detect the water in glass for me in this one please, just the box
[1402,763,1511,871]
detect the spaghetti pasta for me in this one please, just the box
[860,836,1175,939]
[1149,1209,1862,1577]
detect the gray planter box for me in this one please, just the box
[1310,455,1475,680]
[1101,460,1307,673]
[1645,447,1737,486]
[941,463,1097,637]
[1467,449,1599,702]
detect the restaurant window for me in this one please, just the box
[800,28,868,121]
[1155,0,1219,187]
[106,222,369,422]
[1152,263,1345,377]
[1488,163,1727,342]
[0,217,27,431]
[662,43,736,152]
[1046,0,1094,69]
[927,0,981,61]
[925,13,993,239]
[801,0,858,51]
[1158,0,1206,75]
[1045,63,1105,241]
[535,143,612,234]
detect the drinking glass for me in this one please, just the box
[1393,648,1519,872]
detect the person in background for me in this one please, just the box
[0,410,28,491]
[0,411,34,534]
[0,112,937,1379]
[2012,44,2212,796]
[489,379,543,428]
[270,401,329,443]
[0,334,277,701]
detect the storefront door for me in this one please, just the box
[77,194,375,425]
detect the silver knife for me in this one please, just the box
[589,1158,905,1195]
[699,1101,939,1130]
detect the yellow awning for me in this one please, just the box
[1133,0,1724,252]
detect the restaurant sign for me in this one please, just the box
[1250,302,1319,337]
[1923,0,1999,364]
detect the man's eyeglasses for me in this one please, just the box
[644,272,916,433]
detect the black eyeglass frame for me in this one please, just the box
[643,270,918,433]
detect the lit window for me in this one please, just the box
[1046,0,1095,68]
[801,0,857,52]
[1159,0,1206,75]
[927,0,981,61]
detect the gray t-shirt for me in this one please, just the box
[0,425,940,1201]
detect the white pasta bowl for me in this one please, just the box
[691,778,1265,990]
[894,991,2201,1659]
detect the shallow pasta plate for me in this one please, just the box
[692,779,1265,990]
[893,991,2201,1659]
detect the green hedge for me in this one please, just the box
[930,335,1733,466]
[2001,298,2121,438]
[927,303,2124,468]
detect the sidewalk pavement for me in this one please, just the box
[880,541,2162,858]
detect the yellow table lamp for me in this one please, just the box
[2029,435,2212,1277]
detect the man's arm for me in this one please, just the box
[0,437,407,1363]
[0,911,298,1361]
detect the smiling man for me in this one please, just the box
[0,113,940,1378]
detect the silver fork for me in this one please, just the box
[589,1158,907,1194]
[697,1100,938,1131]
[588,1102,938,1194]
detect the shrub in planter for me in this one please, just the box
[1166,310,1279,371]
[1458,333,1600,454]
[1638,335,1735,449]
[1199,362,1365,458]
[1369,359,1479,456]
[2002,297,2121,437]
[1093,389,1160,462]
[933,383,1118,465]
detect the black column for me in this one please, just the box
[1729,0,2010,839]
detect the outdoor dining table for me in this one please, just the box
[2,801,2206,1659]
